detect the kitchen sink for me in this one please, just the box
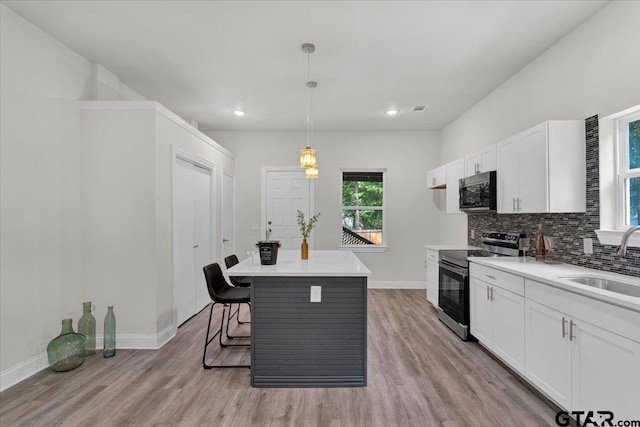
[558,276,640,298]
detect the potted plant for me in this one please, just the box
[297,210,320,259]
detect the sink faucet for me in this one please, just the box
[616,226,640,256]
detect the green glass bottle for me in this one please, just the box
[103,306,116,358]
[78,302,96,356]
[47,319,86,372]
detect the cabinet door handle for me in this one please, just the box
[569,320,576,341]
[517,198,522,211]
[193,245,199,248]
[485,274,496,280]
[487,286,490,300]
[562,317,567,338]
[490,287,494,301]
[432,177,436,186]
[512,197,516,212]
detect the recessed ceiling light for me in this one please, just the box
[386,109,399,116]
[233,110,245,117]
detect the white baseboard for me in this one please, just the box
[0,325,177,392]
[0,351,49,392]
[368,281,426,289]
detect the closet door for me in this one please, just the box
[193,164,212,312]
[174,157,213,326]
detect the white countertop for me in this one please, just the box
[425,244,480,251]
[469,256,640,312]
[224,250,372,278]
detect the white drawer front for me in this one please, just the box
[426,249,438,263]
[470,263,524,296]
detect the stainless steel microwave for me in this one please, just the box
[459,170,497,212]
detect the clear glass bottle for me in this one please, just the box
[78,302,96,356]
[47,319,86,372]
[103,306,116,358]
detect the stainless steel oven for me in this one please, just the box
[438,258,470,340]
[437,232,524,341]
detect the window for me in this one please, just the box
[617,112,640,227]
[340,169,387,250]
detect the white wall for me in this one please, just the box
[78,105,235,337]
[209,131,442,285]
[0,5,145,382]
[0,5,212,390]
[438,1,640,243]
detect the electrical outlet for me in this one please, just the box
[470,229,475,239]
[310,285,322,303]
[584,238,593,254]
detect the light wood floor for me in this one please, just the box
[0,290,558,426]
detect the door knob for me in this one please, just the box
[222,238,229,242]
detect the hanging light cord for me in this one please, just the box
[306,52,312,149]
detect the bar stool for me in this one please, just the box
[202,263,250,369]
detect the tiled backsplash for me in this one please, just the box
[468,115,640,278]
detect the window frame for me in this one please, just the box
[338,168,388,253]
[616,111,640,228]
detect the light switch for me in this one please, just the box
[310,285,322,303]
[584,238,593,254]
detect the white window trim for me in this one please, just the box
[615,111,640,229]
[596,107,640,247]
[338,168,388,253]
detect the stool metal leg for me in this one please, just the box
[225,303,251,340]
[202,302,250,369]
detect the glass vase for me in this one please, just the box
[301,238,309,259]
[78,302,96,356]
[47,319,86,372]
[103,306,116,358]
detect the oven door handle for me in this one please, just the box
[439,260,468,278]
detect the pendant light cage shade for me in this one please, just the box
[305,164,319,179]
[300,147,317,169]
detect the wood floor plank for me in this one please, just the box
[0,290,558,426]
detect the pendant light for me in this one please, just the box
[300,43,318,178]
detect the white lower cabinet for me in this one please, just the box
[470,275,525,374]
[524,299,572,409]
[570,316,640,420]
[426,249,439,306]
[472,265,640,419]
[525,281,640,419]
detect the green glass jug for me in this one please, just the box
[47,319,86,372]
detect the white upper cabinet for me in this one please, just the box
[426,165,446,189]
[464,144,496,177]
[497,121,585,214]
[445,158,465,213]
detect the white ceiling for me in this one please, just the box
[3,0,608,132]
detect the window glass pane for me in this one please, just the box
[627,176,639,226]
[342,173,383,207]
[342,209,383,245]
[629,119,640,170]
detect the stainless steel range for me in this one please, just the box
[437,232,525,341]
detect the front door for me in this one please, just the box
[263,168,314,250]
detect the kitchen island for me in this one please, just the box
[224,250,371,388]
